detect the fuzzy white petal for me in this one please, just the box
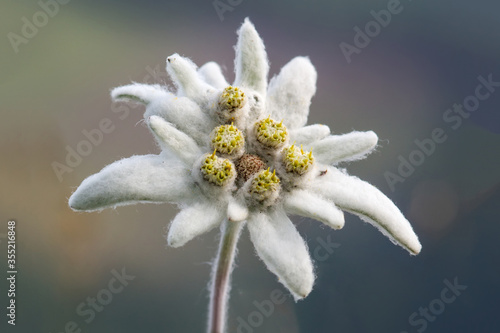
[166,53,215,104]
[145,93,214,146]
[148,116,202,165]
[267,56,317,129]
[233,18,269,95]
[167,200,226,248]
[227,196,249,222]
[247,209,314,301]
[69,155,194,212]
[289,124,331,145]
[111,83,169,105]
[310,131,378,165]
[284,190,344,230]
[198,62,229,89]
[310,166,421,255]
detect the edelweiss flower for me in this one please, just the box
[69,18,421,301]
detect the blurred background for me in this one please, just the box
[1,0,499,332]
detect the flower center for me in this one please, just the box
[200,151,236,186]
[248,168,281,206]
[219,86,246,111]
[210,124,245,158]
[235,153,266,185]
[255,116,288,149]
[217,86,247,125]
[283,144,314,175]
[197,86,316,206]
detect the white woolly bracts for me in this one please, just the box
[69,18,421,304]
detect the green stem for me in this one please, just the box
[208,220,244,333]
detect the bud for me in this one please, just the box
[216,86,248,125]
[200,151,236,187]
[282,144,314,176]
[246,168,281,206]
[210,124,245,159]
[219,86,246,110]
[254,116,288,149]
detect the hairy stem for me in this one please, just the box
[208,220,244,333]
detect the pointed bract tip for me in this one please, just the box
[166,235,183,248]
[67,194,80,211]
[68,191,101,213]
[241,17,255,30]
[366,130,378,146]
[290,283,313,302]
[148,115,160,125]
[409,241,422,256]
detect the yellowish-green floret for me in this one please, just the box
[249,168,280,202]
[255,116,288,149]
[210,124,245,157]
[200,151,235,186]
[219,86,246,111]
[283,144,314,175]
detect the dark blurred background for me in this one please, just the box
[1,0,499,332]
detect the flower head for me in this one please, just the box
[199,151,236,187]
[283,144,314,175]
[245,168,281,207]
[69,18,421,301]
[255,117,288,149]
[210,124,245,159]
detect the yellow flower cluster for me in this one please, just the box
[200,151,235,186]
[219,86,246,112]
[211,124,244,157]
[249,168,280,202]
[255,116,288,148]
[283,145,314,175]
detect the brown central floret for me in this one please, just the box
[235,153,266,186]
